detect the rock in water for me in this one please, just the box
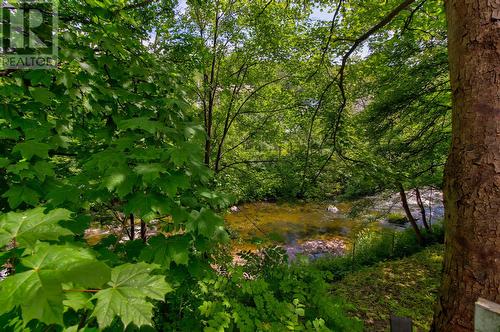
[326,205,339,213]
[230,206,240,212]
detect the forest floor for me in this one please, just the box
[332,245,444,331]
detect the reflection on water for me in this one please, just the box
[84,201,369,256]
[225,201,362,251]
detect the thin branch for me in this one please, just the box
[307,0,418,186]
[401,0,427,35]
[256,0,274,18]
[333,0,418,158]
[307,0,344,80]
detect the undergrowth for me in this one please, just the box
[332,245,444,331]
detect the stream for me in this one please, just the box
[225,189,444,260]
[82,189,444,261]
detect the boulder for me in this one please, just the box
[326,205,339,213]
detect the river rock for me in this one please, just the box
[326,205,339,213]
[285,239,346,260]
[0,268,9,281]
[230,206,240,212]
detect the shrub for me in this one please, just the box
[312,222,444,281]
[157,246,363,331]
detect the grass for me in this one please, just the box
[332,244,444,331]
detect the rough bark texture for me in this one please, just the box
[432,0,500,331]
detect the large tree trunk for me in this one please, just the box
[432,0,500,331]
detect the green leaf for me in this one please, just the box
[140,235,190,267]
[115,174,138,198]
[2,185,40,208]
[135,163,164,183]
[59,69,74,89]
[29,87,56,105]
[91,262,172,329]
[25,70,52,86]
[33,160,55,181]
[79,62,98,74]
[103,171,126,191]
[124,193,168,221]
[118,118,164,134]
[0,157,10,168]
[6,160,30,175]
[0,207,73,248]
[46,183,80,206]
[168,146,190,166]
[0,243,110,325]
[188,208,225,238]
[157,173,190,197]
[0,128,20,140]
[12,141,50,160]
[63,291,93,312]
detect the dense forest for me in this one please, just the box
[0,0,498,331]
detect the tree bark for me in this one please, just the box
[414,187,430,231]
[203,4,220,168]
[398,182,424,245]
[432,0,500,331]
[129,213,135,241]
[140,220,147,243]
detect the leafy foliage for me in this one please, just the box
[0,208,73,248]
[0,0,451,330]
[92,263,172,328]
[158,245,362,331]
[0,1,222,330]
[0,242,109,325]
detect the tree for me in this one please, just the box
[161,0,310,172]
[348,20,450,241]
[432,0,500,330]
[0,1,228,329]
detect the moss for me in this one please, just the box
[332,245,444,331]
[386,213,408,225]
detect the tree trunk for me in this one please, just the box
[203,6,220,168]
[129,213,135,241]
[204,134,211,166]
[414,187,430,231]
[140,220,147,243]
[397,182,424,245]
[432,1,500,331]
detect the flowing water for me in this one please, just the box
[224,201,365,256]
[84,189,444,259]
[225,188,444,257]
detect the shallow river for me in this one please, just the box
[84,190,443,259]
[224,201,366,255]
[225,189,444,257]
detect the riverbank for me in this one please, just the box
[332,245,444,331]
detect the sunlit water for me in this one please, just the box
[84,189,444,259]
[224,201,365,253]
